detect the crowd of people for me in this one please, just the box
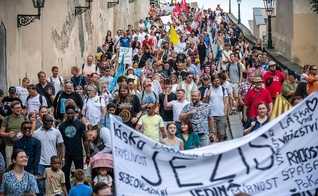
[0,2,316,196]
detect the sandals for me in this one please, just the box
[229,107,238,115]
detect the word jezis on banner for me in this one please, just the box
[110,91,318,196]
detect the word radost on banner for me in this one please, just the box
[110,91,318,196]
[117,47,132,64]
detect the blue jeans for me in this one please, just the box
[37,164,50,196]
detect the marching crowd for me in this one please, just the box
[0,2,316,196]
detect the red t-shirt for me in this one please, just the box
[263,71,285,98]
[245,88,272,118]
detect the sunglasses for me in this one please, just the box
[23,127,32,130]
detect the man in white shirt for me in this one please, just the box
[82,55,99,84]
[26,84,48,114]
[164,89,189,134]
[47,66,64,95]
[16,77,30,106]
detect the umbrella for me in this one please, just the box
[90,153,113,172]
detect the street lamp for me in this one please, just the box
[17,0,45,27]
[263,0,275,49]
[229,0,231,13]
[75,0,93,16]
[237,0,241,24]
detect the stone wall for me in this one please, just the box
[0,0,149,87]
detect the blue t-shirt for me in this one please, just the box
[120,37,131,47]
[69,184,92,196]
[244,116,270,133]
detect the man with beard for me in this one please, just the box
[248,58,266,78]
[59,104,86,191]
[25,84,47,114]
[52,81,83,124]
[13,121,41,174]
[243,77,273,122]
[36,71,56,109]
[180,90,214,146]
[238,71,256,120]
[263,61,285,103]
[174,59,187,83]
[203,75,228,142]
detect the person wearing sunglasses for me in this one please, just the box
[13,121,41,175]
[135,103,166,142]
[177,71,197,102]
[307,65,318,94]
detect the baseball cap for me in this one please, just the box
[203,74,210,80]
[268,61,277,67]
[254,77,263,83]
[9,86,16,93]
[288,70,298,77]
[127,74,135,80]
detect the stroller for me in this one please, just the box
[89,153,114,193]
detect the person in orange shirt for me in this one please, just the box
[307,65,318,94]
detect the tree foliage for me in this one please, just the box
[309,0,318,13]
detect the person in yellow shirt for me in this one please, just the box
[135,103,166,142]
[307,65,318,94]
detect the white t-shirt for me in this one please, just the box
[15,86,29,106]
[170,100,190,122]
[83,95,106,125]
[47,76,64,95]
[25,94,48,113]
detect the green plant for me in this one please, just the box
[309,0,318,13]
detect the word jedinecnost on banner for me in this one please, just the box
[110,91,318,196]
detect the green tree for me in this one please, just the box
[309,0,318,13]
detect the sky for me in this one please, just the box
[178,0,265,29]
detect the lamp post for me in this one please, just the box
[263,0,275,49]
[75,0,93,15]
[237,0,241,24]
[229,0,231,13]
[17,0,45,27]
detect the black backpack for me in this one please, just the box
[26,94,44,106]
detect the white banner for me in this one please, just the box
[118,47,132,64]
[161,6,174,13]
[110,91,318,196]
[160,16,173,25]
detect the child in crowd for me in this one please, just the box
[69,169,93,196]
[105,102,122,129]
[93,167,113,188]
[38,156,68,196]
[160,122,184,151]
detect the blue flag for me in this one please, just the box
[109,54,125,93]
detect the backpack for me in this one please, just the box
[5,115,28,132]
[26,94,43,106]
[141,90,157,104]
[227,62,241,74]
[82,64,98,73]
[49,76,62,85]
[71,74,85,88]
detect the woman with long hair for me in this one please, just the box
[169,75,179,93]
[161,122,184,151]
[187,43,199,65]
[104,35,114,54]
[27,112,36,135]
[198,38,207,69]
[0,149,39,195]
[300,64,310,83]
[75,85,85,101]
[113,83,142,128]
[177,118,200,150]
[35,106,48,129]
[243,102,269,135]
